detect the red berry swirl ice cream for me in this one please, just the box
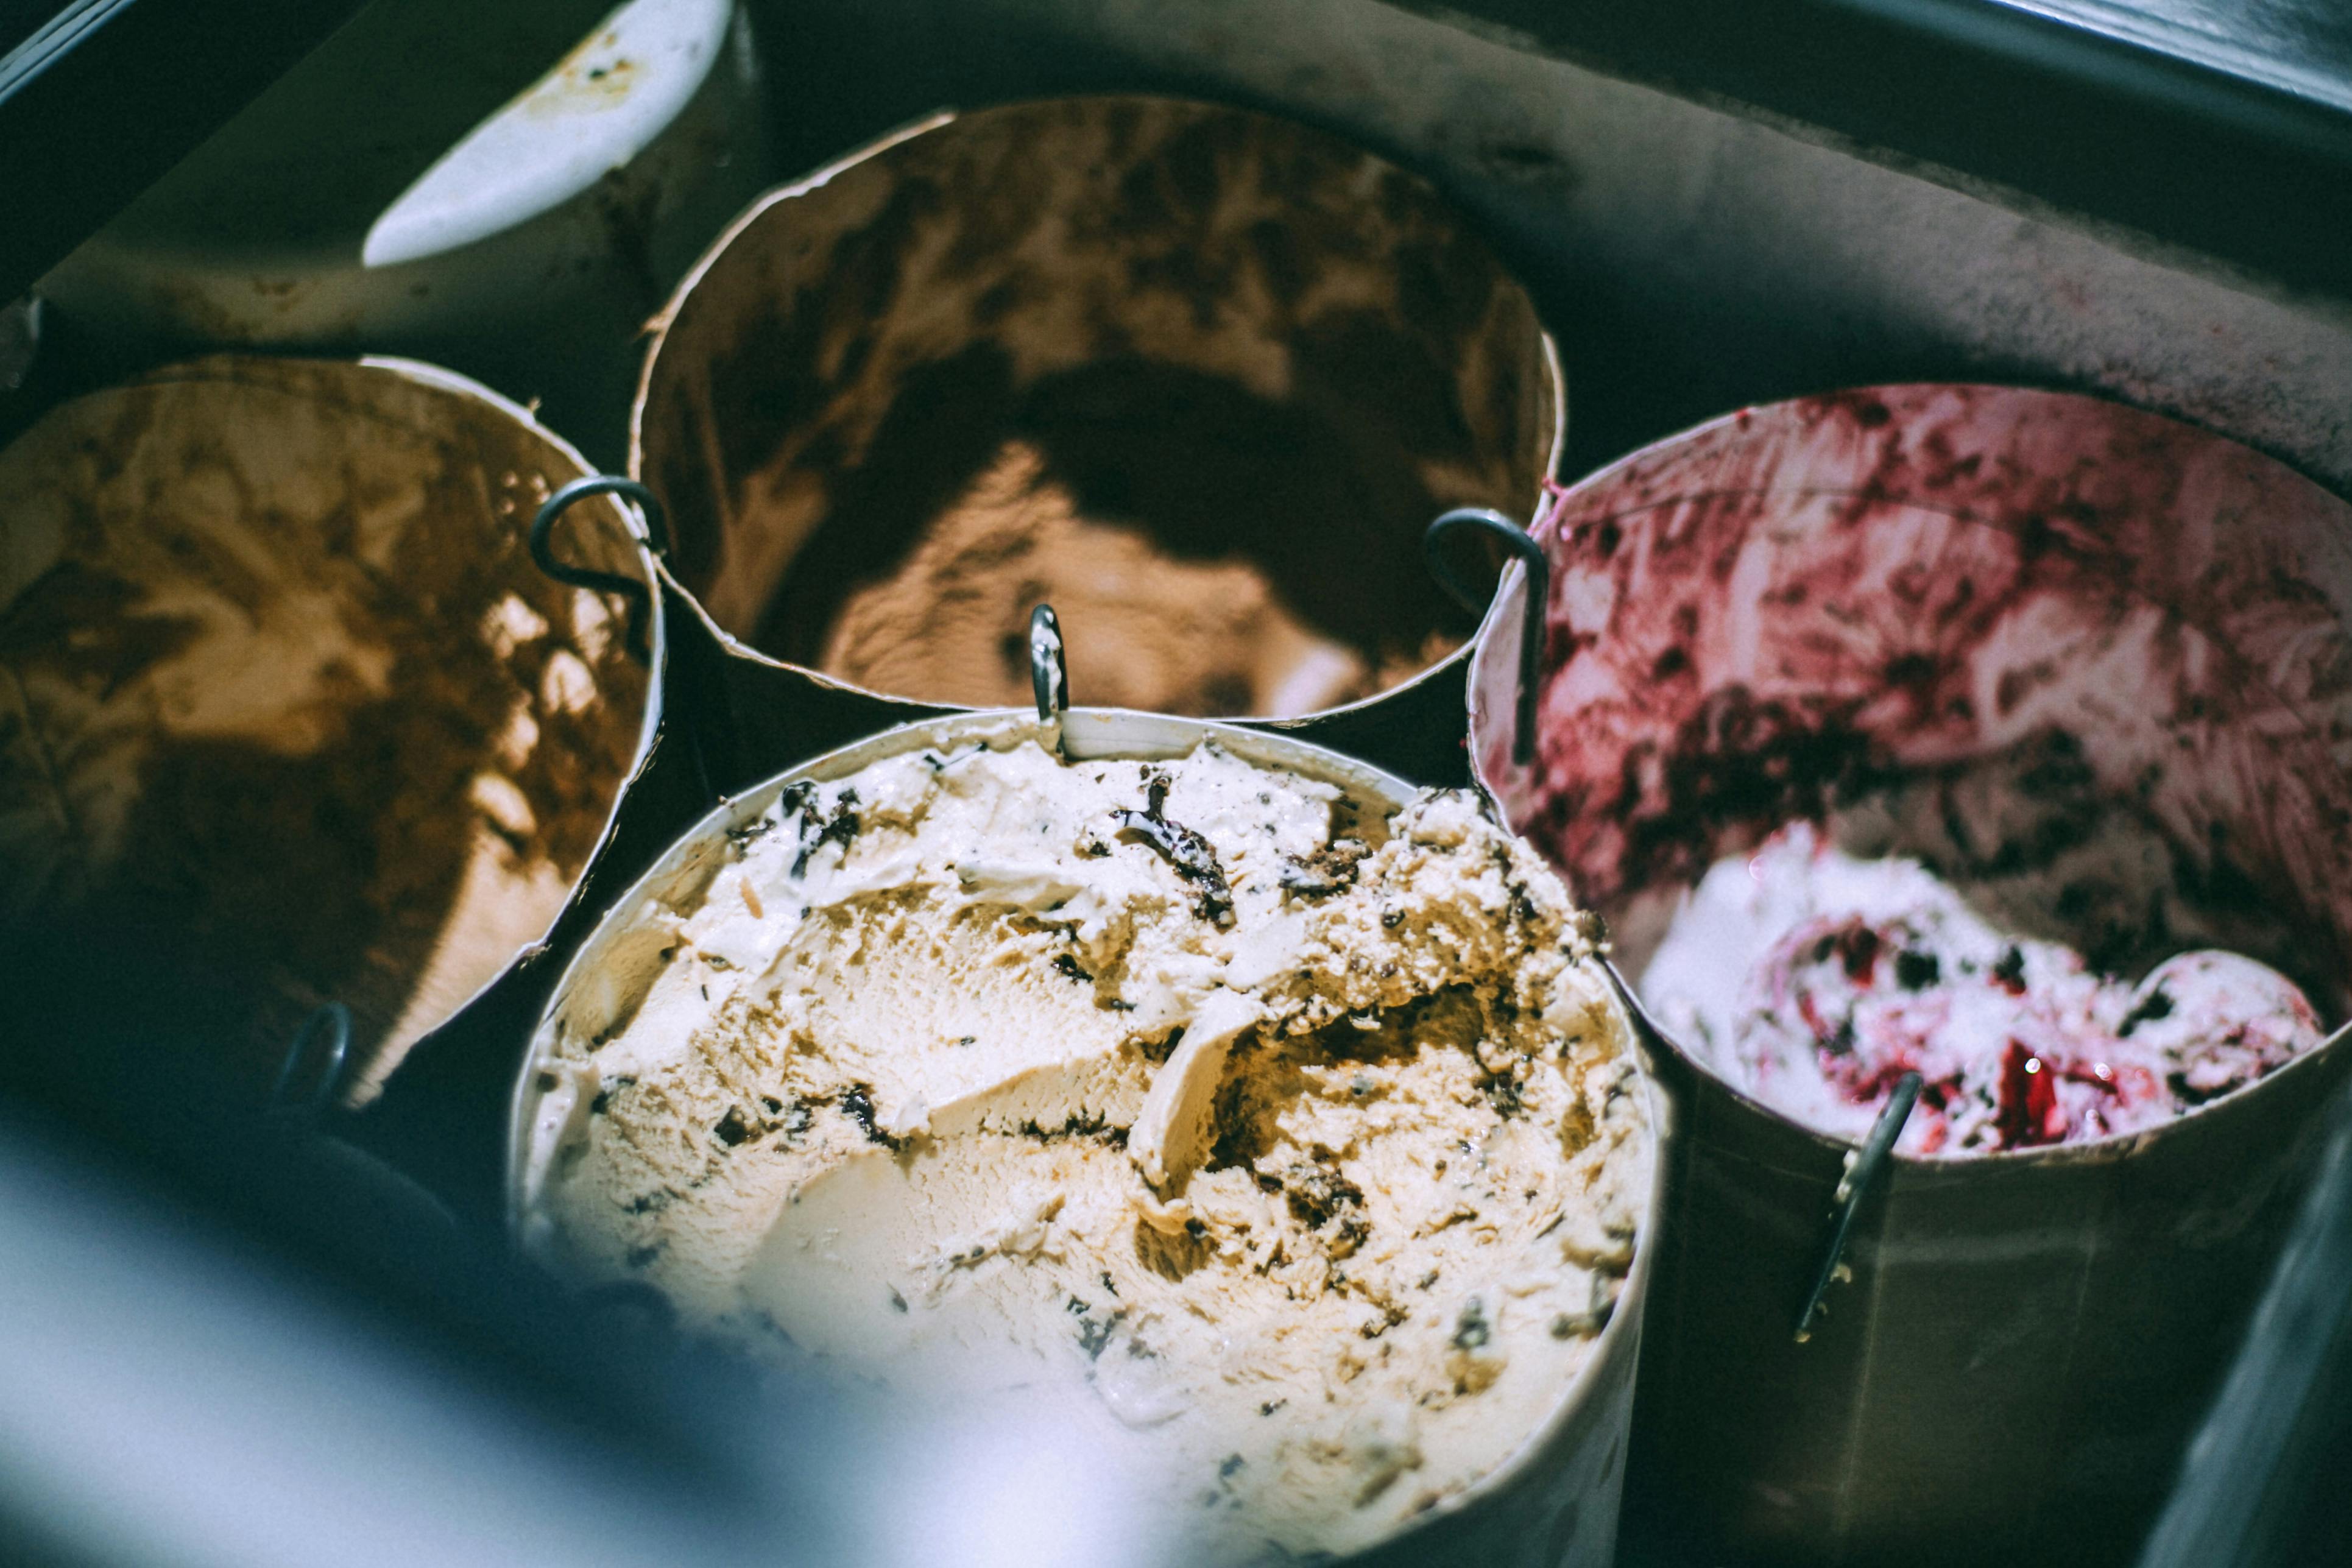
[1641,824,2326,1154]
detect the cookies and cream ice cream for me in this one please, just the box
[519,727,1650,1561]
[1644,823,2325,1154]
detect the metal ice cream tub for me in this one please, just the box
[618,94,1564,787]
[1452,384,2352,1565]
[505,697,1662,1567]
[0,355,663,1109]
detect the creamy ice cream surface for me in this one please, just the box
[1643,823,2325,1154]
[520,730,1650,1561]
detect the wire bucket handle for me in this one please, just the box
[529,476,671,664]
[1423,506,1549,768]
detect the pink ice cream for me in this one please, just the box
[1641,824,2325,1155]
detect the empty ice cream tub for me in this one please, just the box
[623,94,1563,786]
[507,669,1659,1566]
[1452,384,2352,1565]
[0,355,661,1107]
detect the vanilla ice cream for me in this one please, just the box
[1644,823,2325,1154]
[518,726,1650,1561]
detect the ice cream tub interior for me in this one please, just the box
[1461,383,2352,1564]
[626,93,1563,780]
[0,355,662,1106]
[506,704,1662,1566]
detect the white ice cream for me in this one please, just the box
[520,733,1651,1561]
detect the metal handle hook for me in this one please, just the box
[1795,1070,1922,1343]
[1030,603,1069,724]
[270,1001,351,1121]
[1424,507,1548,768]
[529,476,669,664]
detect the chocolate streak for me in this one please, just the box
[1114,772,1234,927]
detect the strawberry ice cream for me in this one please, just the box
[1642,824,2325,1155]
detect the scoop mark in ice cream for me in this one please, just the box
[523,736,1651,1560]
